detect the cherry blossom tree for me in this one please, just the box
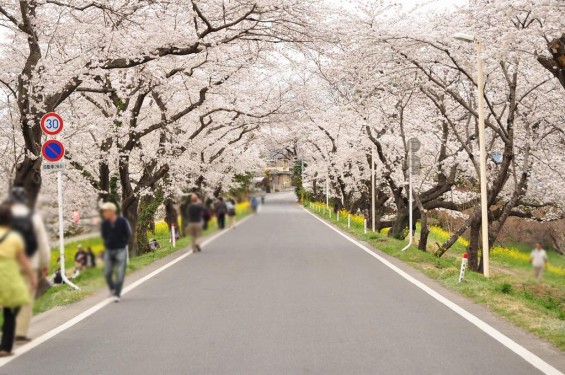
[0,0,315,205]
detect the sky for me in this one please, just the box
[397,0,466,8]
[326,0,467,11]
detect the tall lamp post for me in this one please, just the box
[453,32,490,277]
[371,145,376,232]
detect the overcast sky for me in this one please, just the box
[397,0,466,8]
[326,0,467,11]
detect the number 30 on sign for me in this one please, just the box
[40,112,64,136]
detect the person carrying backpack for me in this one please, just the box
[0,203,37,357]
[7,187,50,344]
[215,197,228,230]
[226,198,237,229]
[185,195,206,253]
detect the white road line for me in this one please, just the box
[304,208,563,375]
[0,214,254,369]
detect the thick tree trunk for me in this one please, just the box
[14,156,42,207]
[468,219,481,271]
[122,197,139,258]
[98,163,111,202]
[418,212,429,252]
[135,194,162,255]
[389,210,409,240]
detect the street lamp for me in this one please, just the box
[453,32,490,278]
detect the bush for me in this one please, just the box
[497,283,513,294]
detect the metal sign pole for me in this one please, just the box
[402,141,414,252]
[58,170,79,290]
[371,146,375,232]
[326,176,329,209]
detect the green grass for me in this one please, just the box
[33,204,251,316]
[307,203,565,351]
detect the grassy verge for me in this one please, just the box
[307,202,565,351]
[33,202,251,316]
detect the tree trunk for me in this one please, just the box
[418,212,429,252]
[389,210,409,240]
[14,156,42,208]
[122,197,139,258]
[98,162,111,202]
[136,193,163,255]
[468,219,481,271]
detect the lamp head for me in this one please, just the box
[453,32,475,43]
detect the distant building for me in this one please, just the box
[265,151,293,192]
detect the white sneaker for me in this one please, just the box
[113,296,121,303]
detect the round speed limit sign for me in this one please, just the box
[40,112,64,136]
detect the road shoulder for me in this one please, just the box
[304,207,565,373]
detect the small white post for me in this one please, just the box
[57,171,79,290]
[348,214,351,228]
[329,209,332,219]
[459,253,469,282]
[172,224,177,248]
[364,219,367,234]
[337,211,340,222]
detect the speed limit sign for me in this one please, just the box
[40,112,64,136]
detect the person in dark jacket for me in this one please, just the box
[202,198,214,231]
[100,202,131,302]
[215,197,228,230]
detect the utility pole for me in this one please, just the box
[301,159,304,203]
[453,32,490,277]
[326,175,329,209]
[476,40,490,278]
[402,138,420,252]
[371,145,375,232]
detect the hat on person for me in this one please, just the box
[10,186,28,204]
[100,202,117,212]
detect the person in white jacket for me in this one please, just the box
[9,187,50,344]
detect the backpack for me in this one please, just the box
[12,212,38,258]
[226,201,236,216]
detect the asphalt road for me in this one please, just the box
[1,193,547,374]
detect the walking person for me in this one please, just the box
[164,198,179,242]
[251,196,259,213]
[180,197,190,237]
[202,198,213,231]
[215,197,227,230]
[186,195,206,253]
[226,198,237,229]
[71,208,80,225]
[0,203,37,357]
[530,242,548,280]
[100,202,131,303]
[7,187,50,345]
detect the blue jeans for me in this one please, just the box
[104,248,127,297]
